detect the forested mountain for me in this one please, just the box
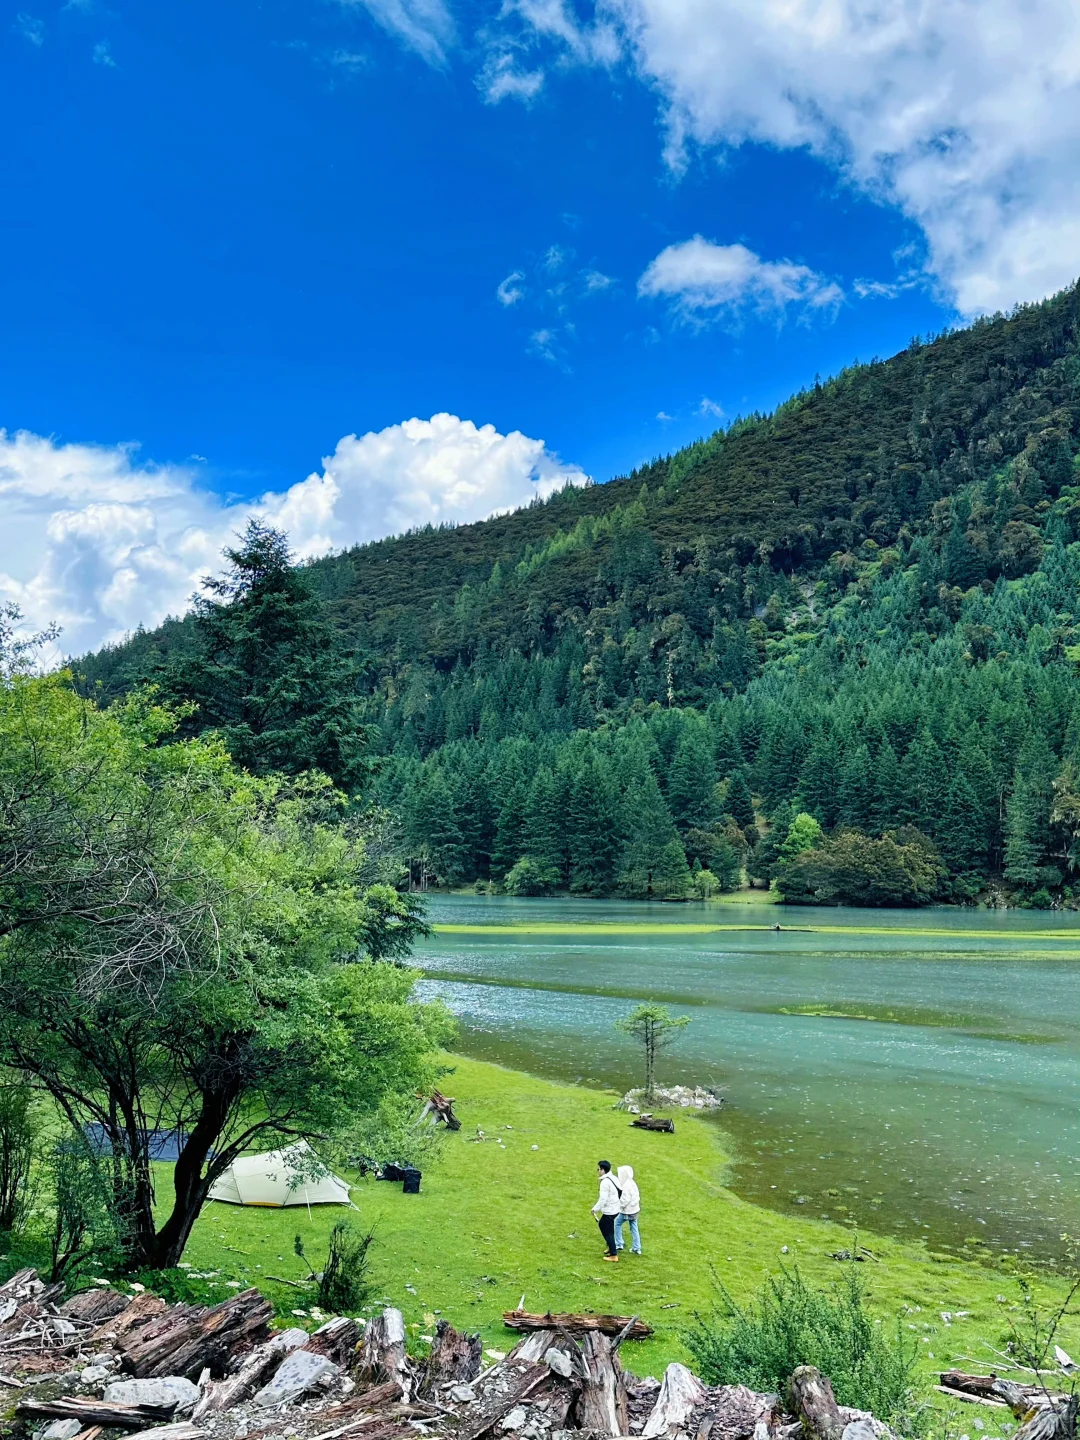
[80,284,1080,906]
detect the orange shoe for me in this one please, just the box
[602,1254,619,1262]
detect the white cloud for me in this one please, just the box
[698,396,724,418]
[92,39,116,66]
[496,270,526,305]
[495,0,1080,314]
[638,237,842,318]
[0,417,588,660]
[337,0,454,65]
[479,53,545,102]
[583,269,613,292]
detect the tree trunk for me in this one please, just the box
[573,1330,628,1437]
[144,1082,239,1270]
[642,1362,706,1439]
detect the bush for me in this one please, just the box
[295,1223,376,1314]
[346,1091,446,1173]
[0,1076,39,1234]
[776,828,945,906]
[505,855,560,896]
[685,1265,922,1429]
[48,1131,119,1283]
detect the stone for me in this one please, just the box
[500,1406,527,1431]
[80,1365,112,1387]
[104,1376,201,1413]
[252,1350,341,1408]
[841,1421,879,1440]
[39,1421,83,1440]
[544,1349,574,1379]
[450,1384,477,1404]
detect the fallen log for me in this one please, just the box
[120,1288,273,1380]
[191,1327,308,1417]
[503,1310,652,1339]
[92,1292,168,1343]
[1014,1397,1079,1440]
[789,1366,845,1440]
[631,1116,675,1133]
[421,1319,482,1394]
[306,1317,362,1366]
[938,1373,1065,1412]
[60,1289,134,1324]
[419,1090,462,1131]
[935,1386,1008,1409]
[17,1398,179,1429]
[125,1426,207,1440]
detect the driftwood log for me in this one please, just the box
[1014,1397,1080,1440]
[503,1309,652,1339]
[789,1365,845,1440]
[938,1372,1068,1414]
[419,1090,462,1131]
[119,1288,273,1380]
[58,1288,133,1324]
[17,1397,179,1429]
[631,1116,675,1133]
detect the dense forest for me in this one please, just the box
[79,284,1080,906]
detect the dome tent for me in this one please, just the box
[209,1141,351,1208]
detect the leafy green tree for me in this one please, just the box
[504,854,560,895]
[777,828,945,906]
[780,812,824,861]
[614,1003,690,1099]
[162,522,368,791]
[0,674,450,1271]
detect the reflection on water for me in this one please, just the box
[415,896,1080,1263]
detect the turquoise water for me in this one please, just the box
[415,896,1080,1262]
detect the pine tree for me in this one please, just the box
[1004,733,1059,889]
[164,521,366,790]
[937,774,986,876]
[795,741,840,827]
[839,744,875,831]
[872,740,904,834]
[652,840,693,900]
[617,771,678,898]
[667,727,717,832]
[524,767,564,880]
[568,759,619,895]
[724,769,756,829]
[900,731,949,837]
[490,780,527,880]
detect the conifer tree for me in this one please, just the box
[937,774,987,877]
[568,759,619,895]
[1004,733,1059,889]
[490,779,526,880]
[839,744,875,831]
[668,726,717,832]
[652,840,693,900]
[724,769,756,829]
[617,771,678,898]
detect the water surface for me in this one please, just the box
[415,896,1080,1263]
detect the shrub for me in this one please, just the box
[685,1264,922,1429]
[505,855,559,896]
[296,1223,376,1314]
[48,1132,119,1283]
[776,828,945,906]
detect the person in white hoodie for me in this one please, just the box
[591,1160,622,1261]
[614,1165,642,1255]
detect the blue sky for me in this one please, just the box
[2,0,1078,654]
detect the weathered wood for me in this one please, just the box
[419,1090,461,1131]
[125,1425,207,1440]
[503,1310,652,1339]
[191,1327,308,1417]
[60,1289,133,1323]
[306,1316,362,1366]
[934,1386,1008,1409]
[355,1308,409,1394]
[92,1292,168,1343]
[120,1289,273,1380]
[507,1329,562,1363]
[421,1319,482,1395]
[573,1329,629,1437]
[789,1366,845,1440]
[1013,1397,1079,1440]
[642,1362,706,1439]
[631,1116,675,1133]
[17,1398,178,1429]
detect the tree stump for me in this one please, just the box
[420,1320,482,1395]
[355,1308,409,1395]
[789,1366,845,1440]
[642,1363,706,1438]
[573,1329,629,1437]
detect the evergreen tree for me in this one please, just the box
[164,521,366,790]
[490,779,527,879]
[1004,734,1059,889]
[937,774,987,877]
[724,769,756,828]
[872,740,904,834]
[568,759,619,895]
[524,767,564,880]
[900,731,949,837]
[617,772,678,898]
[668,726,717,832]
[407,769,466,886]
[796,741,841,827]
[839,744,875,831]
[652,840,693,900]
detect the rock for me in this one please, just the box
[252,1350,341,1408]
[450,1384,477,1403]
[842,1421,879,1440]
[39,1421,83,1440]
[545,1349,574,1379]
[500,1406,528,1431]
[104,1377,201,1413]
[80,1365,112,1387]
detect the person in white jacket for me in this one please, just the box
[615,1165,642,1255]
[591,1160,622,1261]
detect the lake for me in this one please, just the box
[414,895,1080,1263]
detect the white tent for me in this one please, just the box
[208,1141,351,1208]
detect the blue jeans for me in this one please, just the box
[615,1213,641,1253]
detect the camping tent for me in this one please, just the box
[208,1141,351,1208]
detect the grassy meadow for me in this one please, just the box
[178,1055,1077,1407]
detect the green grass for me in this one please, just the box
[179,1055,1077,1391]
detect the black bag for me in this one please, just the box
[402,1167,422,1194]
